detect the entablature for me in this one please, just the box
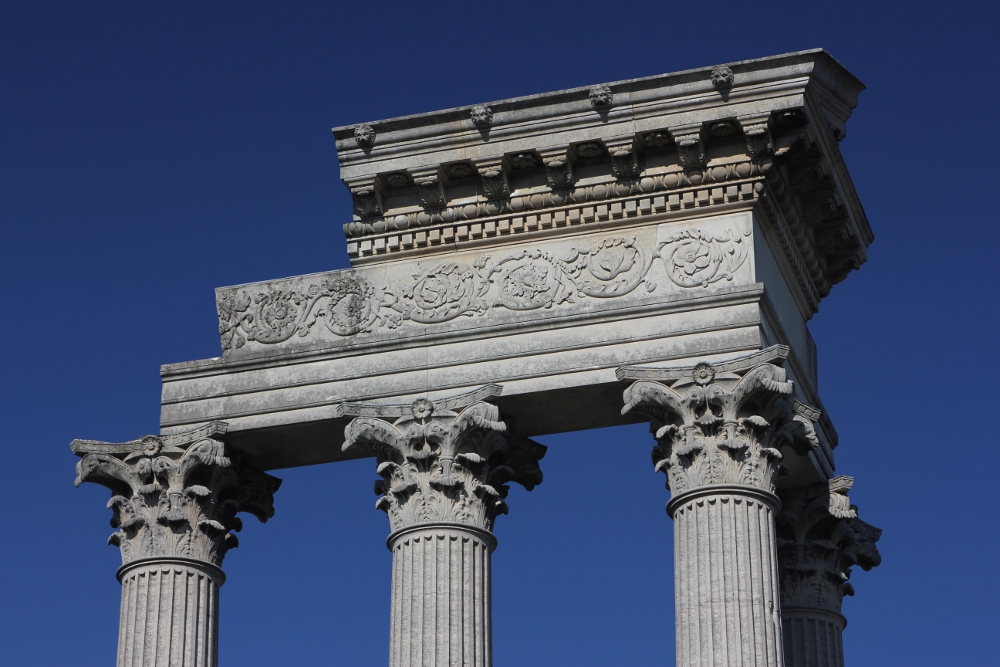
[332,49,871,316]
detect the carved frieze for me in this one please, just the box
[218,218,756,354]
[341,387,545,533]
[218,274,401,351]
[620,346,820,494]
[777,476,882,613]
[658,226,751,288]
[71,423,281,566]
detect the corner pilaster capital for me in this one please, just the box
[619,345,821,496]
[71,422,281,568]
[341,385,546,533]
[777,475,883,614]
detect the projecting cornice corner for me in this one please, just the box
[330,50,871,317]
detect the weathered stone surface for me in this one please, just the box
[620,346,820,495]
[72,423,280,667]
[342,387,545,667]
[116,558,223,667]
[669,486,784,667]
[621,347,825,667]
[388,525,494,667]
[75,49,880,667]
[331,50,870,314]
[777,477,882,667]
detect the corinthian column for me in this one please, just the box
[342,386,545,667]
[71,422,281,667]
[619,346,822,667]
[776,476,882,667]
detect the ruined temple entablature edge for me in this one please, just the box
[329,49,872,314]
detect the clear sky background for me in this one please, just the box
[2,2,998,665]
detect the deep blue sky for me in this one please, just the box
[2,2,998,665]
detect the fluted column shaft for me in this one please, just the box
[116,558,224,667]
[669,485,784,667]
[781,608,845,667]
[341,390,545,667]
[620,349,827,667]
[388,524,495,667]
[72,423,280,667]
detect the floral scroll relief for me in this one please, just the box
[218,275,401,351]
[397,236,656,322]
[220,230,749,352]
[657,226,752,288]
[401,261,490,323]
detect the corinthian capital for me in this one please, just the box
[71,422,281,567]
[777,476,882,614]
[619,346,820,495]
[342,385,546,533]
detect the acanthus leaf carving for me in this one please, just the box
[656,225,752,288]
[414,174,447,209]
[477,162,509,200]
[342,389,545,533]
[776,476,882,613]
[675,133,705,170]
[71,423,281,567]
[543,155,575,189]
[620,345,819,495]
[218,275,402,351]
[609,143,640,180]
[351,184,383,219]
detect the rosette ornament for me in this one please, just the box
[342,385,545,533]
[71,422,281,567]
[619,345,820,495]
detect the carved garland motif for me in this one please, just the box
[220,229,751,351]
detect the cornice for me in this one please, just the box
[330,51,870,318]
[331,50,862,159]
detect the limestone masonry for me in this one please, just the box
[73,49,881,667]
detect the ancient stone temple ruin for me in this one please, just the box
[72,49,882,667]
